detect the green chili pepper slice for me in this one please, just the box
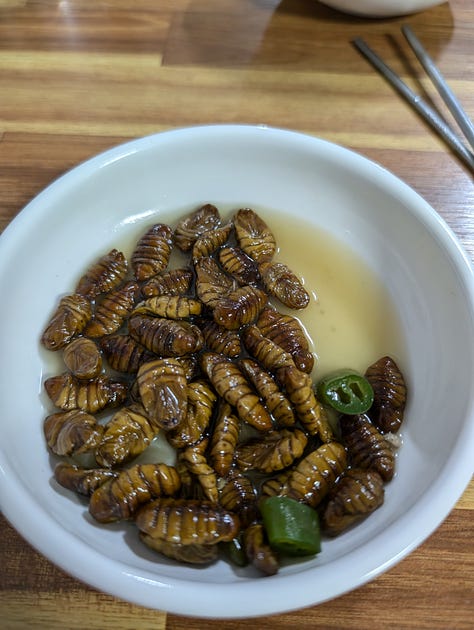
[260,496,321,557]
[316,369,374,415]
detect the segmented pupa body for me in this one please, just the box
[233,208,276,263]
[167,380,217,449]
[339,414,395,482]
[258,261,310,309]
[133,295,202,320]
[218,245,260,286]
[140,534,218,564]
[365,356,407,433]
[242,325,295,374]
[44,409,104,457]
[137,358,188,431]
[239,358,296,427]
[84,281,140,337]
[283,441,347,508]
[95,403,157,467]
[63,337,102,379]
[208,402,241,477]
[322,468,385,536]
[192,223,233,262]
[135,498,240,546]
[128,314,203,356]
[201,352,273,432]
[243,523,279,576]
[141,268,193,298]
[131,223,174,281]
[256,306,314,373]
[219,474,258,528]
[54,462,119,496]
[213,285,268,330]
[100,334,156,373]
[199,319,242,358]
[41,293,92,351]
[89,463,181,523]
[75,249,128,300]
[179,438,219,503]
[44,373,127,414]
[194,256,234,309]
[235,428,308,474]
[277,365,333,443]
[174,203,221,252]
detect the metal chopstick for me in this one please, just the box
[401,24,474,151]
[352,36,474,173]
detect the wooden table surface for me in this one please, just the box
[0,1,473,628]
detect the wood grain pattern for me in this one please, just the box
[0,1,473,628]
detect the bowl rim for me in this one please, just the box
[315,0,446,18]
[0,124,473,618]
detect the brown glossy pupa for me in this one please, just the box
[339,414,395,482]
[63,337,102,379]
[192,223,233,262]
[54,462,119,496]
[167,380,217,449]
[201,352,273,432]
[140,534,218,564]
[131,223,173,281]
[44,409,104,457]
[41,293,92,351]
[136,358,188,431]
[141,267,193,298]
[44,373,127,414]
[322,468,385,536]
[89,463,181,523]
[218,245,260,286]
[100,334,156,373]
[256,306,314,373]
[235,428,308,474]
[128,314,203,357]
[259,261,310,309]
[233,208,276,263]
[212,285,268,330]
[179,438,219,504]
[277,364,333,443]
[84,281,140,338]
[75,249,128,300]
[95,403,157,468]
[174,204,221,252]
[239,358,296,428]
[284,441,347,508]
[208,402,241,477]
[194,256,234,309]
[365,356,407,434]
[219,474,258,529]
[135,498,240,546]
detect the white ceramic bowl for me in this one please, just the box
[317,0,446,18]
[0,125,473,619]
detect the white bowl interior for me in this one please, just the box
[0,125,473,618]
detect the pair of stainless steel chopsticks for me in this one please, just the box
[353,25,474,173]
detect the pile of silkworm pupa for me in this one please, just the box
[41,204,407,575]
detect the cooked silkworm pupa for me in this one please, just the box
[41,204,407,577]
[63,337,102,380]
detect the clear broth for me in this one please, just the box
[264,213,405,379]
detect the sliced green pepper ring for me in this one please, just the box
[316,369,374,415]
[260,496,321,557]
